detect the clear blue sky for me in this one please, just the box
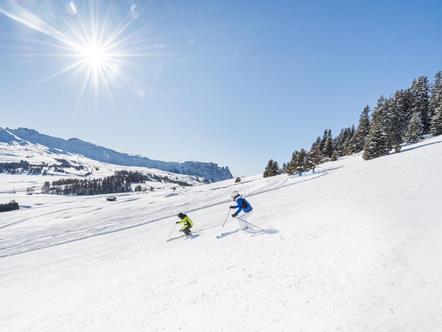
[1,0,442,175]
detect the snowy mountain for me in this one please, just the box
[0,136,441,331]
[0,127,232,182]
[0,135,206,194]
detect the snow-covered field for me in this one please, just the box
[0,141,203,194]
[0,137,441,331]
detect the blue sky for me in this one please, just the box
[1,0,442,175]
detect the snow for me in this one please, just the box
[0,136,442,331]
[0,127,233,182]
[0,141,202,193]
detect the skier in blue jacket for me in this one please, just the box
[230,191,253,230]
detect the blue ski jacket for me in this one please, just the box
[232,196,253,216]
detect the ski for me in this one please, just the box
[167,233,199,242]
[216,229,240,239]
[167,234,186,242]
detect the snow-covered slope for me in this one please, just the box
[0,140,204,193]
[0,127,233,182]
[0,136,441,331]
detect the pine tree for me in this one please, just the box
[352,106,371,153]
[430,71,442,136]
[307,152,317,172]
[273,160,281,175]
[321,129,334,158]
[297,149,309,173]
[263,159,280,178]
[409,76,430,134]
[287,148,315,175]
[363,120,390,160]
[334,128,346,156]
[305,152,316,172]
[334,126,354,156]
[392,89,412,139]
[286,152,298,175]
[309,137,322,165]
[384,97,403,152]
[430,106,442,135]
[430,71,442,122]
[342,125,355,155]
[363,97,390,160]
[406,112,424,143]
[42,181,51,194]
[263,160,272,178]
[319,130,328,152]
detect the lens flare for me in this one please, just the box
[0,0,164,108]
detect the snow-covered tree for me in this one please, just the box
[363,121,390,160]
[409,76,430,134]
[392,89,412,139]
[430,107,442,136]
[430,71,442,121]
[352,106,371,153]
[342,127,355,155]
[319,130,328,152]
[406,112,424,143]
[363,97,390,160]
[334,126,354,156]
[383,97,403,152]
[430,72,442,136]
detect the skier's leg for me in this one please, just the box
[237,211,250,230]
[183,225,191,235]
[237,211,254,230]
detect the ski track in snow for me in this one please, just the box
[0,171,326,258]
[0,137,441,331]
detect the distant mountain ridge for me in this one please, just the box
[0,127,232,182]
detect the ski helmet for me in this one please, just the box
[231,191,240,201]
[178,212,185,219]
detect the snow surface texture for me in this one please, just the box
[0,137,441,331]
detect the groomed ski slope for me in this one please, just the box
[1,137,441,331]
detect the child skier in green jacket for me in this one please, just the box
[176,213,193,235]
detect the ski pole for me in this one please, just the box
[222,209,230,227]
[236,217,265,232]
[168,222,177,237]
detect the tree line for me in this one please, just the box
[42,170,191,196]
[264,71,442,177]
[0,159,86,175]
[0,200,19,213]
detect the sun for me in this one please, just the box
[71,39,121,94]
[79,43,108,69]
[0,1,161,108]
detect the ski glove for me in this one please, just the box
[229,205,236,209]
[232,212,238,218]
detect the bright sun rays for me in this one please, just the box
[0,0,162,108]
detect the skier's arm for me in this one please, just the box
[232,200,243,217]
